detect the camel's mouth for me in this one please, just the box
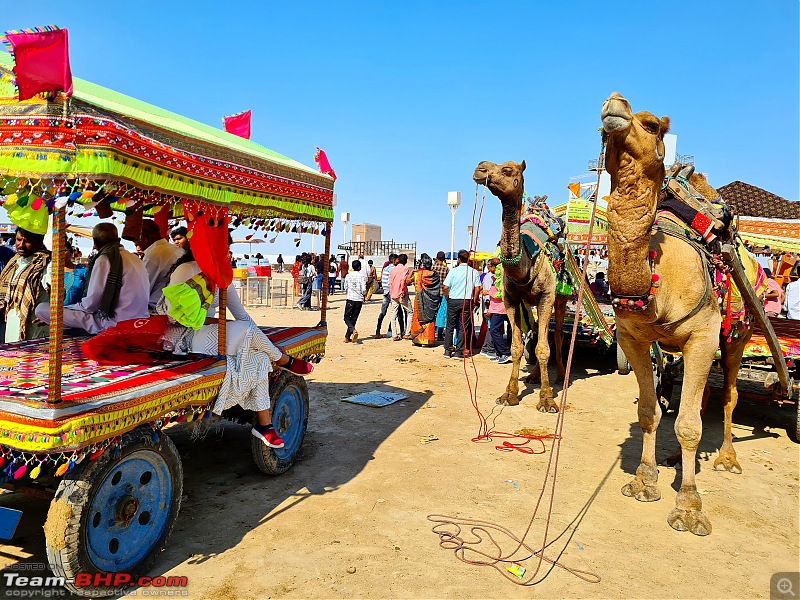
[601,92,633,133]
[472,163,492,185]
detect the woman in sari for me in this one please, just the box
[410,254,441,346]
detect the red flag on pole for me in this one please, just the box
[2,26,73,101]
[314,147,337,181]
[222,110,251,139]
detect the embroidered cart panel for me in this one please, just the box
[0,326,326,453]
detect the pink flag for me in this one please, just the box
[223,110,251,139]
[314,147,337,181]
[2,26,73,101]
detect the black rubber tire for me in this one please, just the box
[616,342,631,375]
[251,372,309,475]
[45,427,183,597]
[789,381,799,444]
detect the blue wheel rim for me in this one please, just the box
[272,383,305,460]
[86,450,172,572]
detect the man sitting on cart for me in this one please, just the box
[0,227,51,343]
[35,223,150,334]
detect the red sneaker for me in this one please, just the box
[252,424,285,448]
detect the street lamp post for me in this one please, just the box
[447,191,461,261]
[340,212,350,252]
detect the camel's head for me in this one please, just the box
[472,160,526,205]
[601,92,671,180]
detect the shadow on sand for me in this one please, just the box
[0,379,431,596]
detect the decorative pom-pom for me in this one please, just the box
[651,274,660,283]
[54,462,70,477]
[31,197,43,211]
[648,250,657,260]
[29,464,42,479]
[0,456,5,468]
[13,464,27,479]
[634,300,645,307]
[68,191,82,201]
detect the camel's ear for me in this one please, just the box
[660,116,671,135]
[519,160,526,173]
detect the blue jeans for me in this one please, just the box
[490,313,510,357]
[376,293,404,336]
[298,281,312,308]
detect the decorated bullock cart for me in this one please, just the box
[0,46,334,596]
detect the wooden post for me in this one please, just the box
[217,286,227,357]
[47,206,67,404]
[721,243,790,396]
[320,223,332,323]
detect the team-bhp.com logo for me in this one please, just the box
[3,569,188,597]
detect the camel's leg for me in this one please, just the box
[668,331,719,536]
[714,326,749,474]
[535,296,558,413]
[665,383,710,468]
[497,304,523,407]
[618,333,662,502]
[553,294,568,384]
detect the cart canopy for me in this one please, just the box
[0,51,334,225]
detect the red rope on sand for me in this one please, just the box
[431,147,607,586]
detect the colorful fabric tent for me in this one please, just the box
[717,181,800,252]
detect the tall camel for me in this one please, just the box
[601,92,753,536]
[472,161,568,412]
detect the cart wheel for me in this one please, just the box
[45,427,183,597]
[789,380,799,444]
[523,331,536,366]
[252,372,309,475]
[616,343,631,375]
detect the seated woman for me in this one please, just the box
[156,242,311,449]
[63,239,88,306]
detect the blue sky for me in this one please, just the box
[4,1,798,257]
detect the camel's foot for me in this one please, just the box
[496,391,520,407]
[622,464,660,501]
[621,478,661,502]
[536,395,559,413]
[713,452,742,474]
[667,508,712,536]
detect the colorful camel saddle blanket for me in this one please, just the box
[0,325,326,453]
[655,211,767,323]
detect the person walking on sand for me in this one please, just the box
[343,259,368,343]
[432,251,450,341]
[364,259,378,302]
[276,253,284,273]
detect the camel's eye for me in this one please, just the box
[641,118,660,134]
[502,167,513,176]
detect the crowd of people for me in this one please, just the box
[297,248,515,362]
[0,223,314,450]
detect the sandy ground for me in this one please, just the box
[1,285,799,599]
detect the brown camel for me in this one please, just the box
[472,161,568,412]
[601,92,753,536]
